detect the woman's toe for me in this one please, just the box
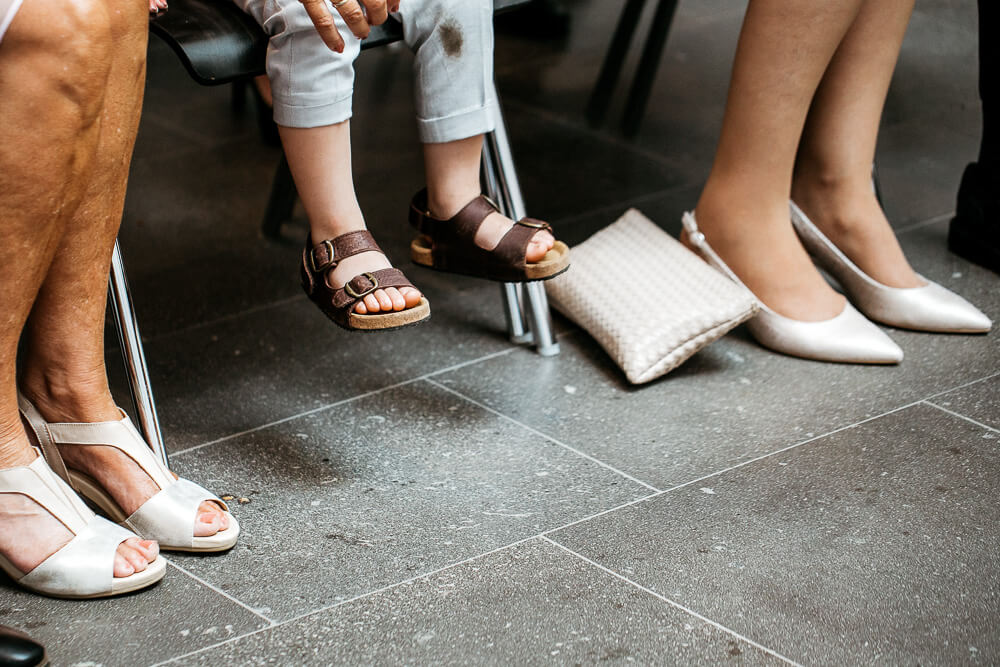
[363,293,381,314]
[135,539,160,561]
[121,544,149,573]
[525,240,548,263]
[194,509,223,537]
[113,550,136,578]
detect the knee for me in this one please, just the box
[27,0,116,117]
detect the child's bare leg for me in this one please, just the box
[280,121,422,315]
[423,135,554,262]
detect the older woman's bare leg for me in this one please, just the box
[693,0,866,321]
[0,0,158,578]
[17,0,229,539]
[791,0,919,288]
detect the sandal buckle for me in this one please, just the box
[310,240,337,273]
[344,272,379,299]
[516,219,549,230]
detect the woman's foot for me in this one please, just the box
[0,434,158,578]
[17,378,229,539]
[791,173,925,289]
[688,196,846,322]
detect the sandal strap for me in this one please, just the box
[126,478,228,549]
[17,394,71,484]
[0,456,94,534]
[308,230,383,273]
[409,189,498,239]
[329,267,417,310]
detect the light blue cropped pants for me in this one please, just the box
[233,0,499,143]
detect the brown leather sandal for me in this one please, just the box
[408,189,571,282]
[301,231,430,332]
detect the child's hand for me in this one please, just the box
[298,0,394,53]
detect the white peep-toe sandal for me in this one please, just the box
[19,396,240,553]
[0,454,165,599]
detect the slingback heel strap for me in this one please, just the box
[17,394,70,484]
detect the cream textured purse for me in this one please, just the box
[546,209,758,384]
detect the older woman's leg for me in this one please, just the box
[17,0,229,538]
[791,0,918,288]
[0,0,157,577]
[692,0,865,321]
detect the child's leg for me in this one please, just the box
[398,0,554,263]
[237,0,421,314]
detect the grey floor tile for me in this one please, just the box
[550,403,1000,665]
[140,284,519,451]
[434,219,998,490]
[0,564,267,667]
[170,538,783,666]
[930,376,1000,431]
[165,381,647,620]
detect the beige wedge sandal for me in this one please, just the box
[19,396,240,553]
[0,454,165,599]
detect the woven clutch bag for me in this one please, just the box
[546,209,758,384]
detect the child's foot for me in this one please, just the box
[409,189,571,283]
[302,230,430,331]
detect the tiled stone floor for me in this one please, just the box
[2,0,997,664]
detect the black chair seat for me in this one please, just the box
[150,0,530,86]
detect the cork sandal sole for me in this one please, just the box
[411,238,571,282]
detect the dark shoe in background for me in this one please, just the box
[0,626,47,667]
[949,162,1000,274]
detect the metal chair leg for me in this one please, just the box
[622,0,679,136]
[109,240,168,467]
[261,153,298,239]
[586,0,649,127]
[482,108,560,357]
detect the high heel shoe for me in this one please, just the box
[682,212,904,364]
[789,201,992,333]
[19,396,240,553]
[0,453,165,599]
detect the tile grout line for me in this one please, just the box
[921,400,1000,434]
[149,536,541,667]
[425,378,661,493]
[893,211,954,235]
[540,536,802,666]
[169,346,524,458]
[154,370,1000,663]
[924,371,1000,400]
[141,294,308,345]
[165,560,277,626]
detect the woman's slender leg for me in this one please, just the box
[693,0,865,321]
[18,0,227,538]
[279,122,423,314]
[0,0,156,577]
[792,0,919,288]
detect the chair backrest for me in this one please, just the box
[151,0,532,86]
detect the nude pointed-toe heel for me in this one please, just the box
[682,211,904,364]
[790,201,992,334]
